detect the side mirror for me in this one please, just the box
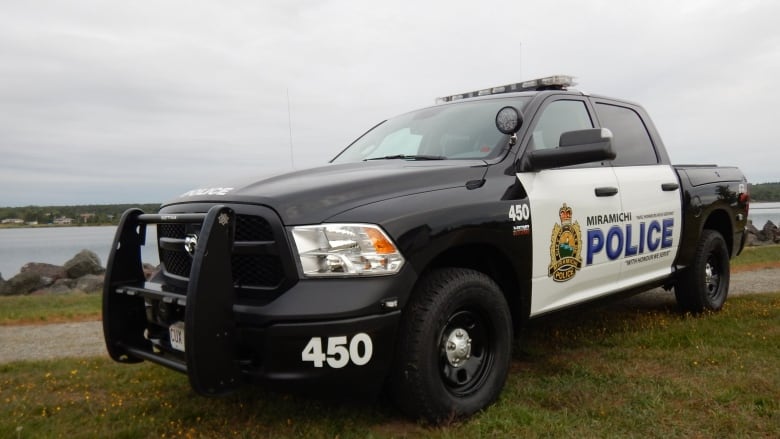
[495,106,523,134]
[520,128,615,171]
[559,128,614,149]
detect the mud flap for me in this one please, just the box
[185,206,242,395]
[103,208,148,363]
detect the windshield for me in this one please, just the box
[331,97,530,163]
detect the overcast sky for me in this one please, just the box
[1,0,778,207]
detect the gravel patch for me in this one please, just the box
[1,268,778,364]
[0,321,105,364]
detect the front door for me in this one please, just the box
[517,97,623,316]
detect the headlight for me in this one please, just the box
[291,224,405,277]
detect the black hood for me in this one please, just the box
[164,160,488,225]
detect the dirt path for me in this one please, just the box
[1,268,778,364]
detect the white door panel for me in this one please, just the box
[518,168,623,316]
[612,165,682,284]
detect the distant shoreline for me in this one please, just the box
[0,223,118,229]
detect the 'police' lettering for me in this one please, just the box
[586,219,674,265]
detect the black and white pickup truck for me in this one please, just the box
[103,75,749,422]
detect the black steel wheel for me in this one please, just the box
[675,229,730,313]
[389,268,513,423]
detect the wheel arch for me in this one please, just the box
[702,208,734,255]
[420,243,531,328]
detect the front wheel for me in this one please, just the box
[675,229,730,313]
[388,268,513,423]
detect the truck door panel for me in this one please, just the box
[517,98,623,316]
[594,102,682,287]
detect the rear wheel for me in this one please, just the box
[675,229,730,313]
[389,268,513,423]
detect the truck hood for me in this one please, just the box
[164,160,488,224]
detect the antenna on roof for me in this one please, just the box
[287,88,295,169]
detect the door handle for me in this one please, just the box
[595,187,619,197]
[662,183,679,191]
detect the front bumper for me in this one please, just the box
[102,206,415,397]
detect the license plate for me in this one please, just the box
[169,321,186,352]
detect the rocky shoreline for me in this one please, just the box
[0,249,156,296]
[745,219,780,246]
[0,219,778,296]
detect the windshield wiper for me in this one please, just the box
[364,154,446,161]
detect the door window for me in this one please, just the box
[531,100,593,150]
[595,103,658,165]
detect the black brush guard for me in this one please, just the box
[103,205,241,396]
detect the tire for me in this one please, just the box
[674,229,730,313]
[389,268,513,423]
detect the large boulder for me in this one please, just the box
[20,262,67,284]
[64,250,105,279]
[32,278,77,295]
[760,220,776,241]
[1,271,47,296]
[74,274,105,294]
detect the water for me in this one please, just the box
[0,226,159,279]
[749,202,780,228]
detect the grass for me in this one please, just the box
[0,293,101,326]
[1,293,778,438]
[731,244,780,272]
[1,246,778,437]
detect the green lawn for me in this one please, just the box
[0,293,101,326]
[1,246,778,437]
[1,293,778,438]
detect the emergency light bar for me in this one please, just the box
[436,75,576,104]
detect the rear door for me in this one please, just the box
[592,100,682,288]
[517,97,623,316]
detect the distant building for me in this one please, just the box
[79,213,95,223]
[53,217,74,225]
[1,218,24,224]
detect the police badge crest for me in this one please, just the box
[548,203,583,282]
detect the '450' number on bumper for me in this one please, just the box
[302,334,373,368]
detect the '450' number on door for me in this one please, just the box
[302,333,373,368]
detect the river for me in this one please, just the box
[0,226,159,279]
[1,202,779,279]
[749,201,780,228]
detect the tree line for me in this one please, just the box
[0,204,161,226]
[749,182,780,202]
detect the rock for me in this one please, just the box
[143,263,160,281]
[64,250,105,279]
[34,278,78,295]
[20,262,67,281]
[760,220,776,241]
[1,271,47,296]
[19,263,66,288]
[745,220,779,246]
[74,274,105,294]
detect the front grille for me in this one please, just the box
[236,215,274,241]
[156,207,292,303]
[158,223,186,240]
[160,247,191,278]
[232,254,283,286]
